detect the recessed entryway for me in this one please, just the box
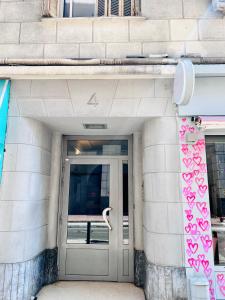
[37,281,145,300]
[58,137,134,282]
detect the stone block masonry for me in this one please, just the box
[1,0,225,60]
[0,248,58,300]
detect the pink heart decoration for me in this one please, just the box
[193,156,202,166]
[195,177,204,186]
[182,118,187,122]
[201,235,212,252]
[185,223,198,235]
[186,212,193,221]
[186,249,192,257]
[182,172,193,183]
[187,241,198,254]
[196,202,208,218]
[197,218,209,231]
[183,187,191,196]
[199,163,207,172]
[209,280,213,288]
[209,289,215,297]
[204,267,212,278]
[192,231,200,241]
[199,184,208,194]
[193,170,200,176]
[186,194,196,202]
[181,125,189,132]
[201,260,209,270]
[189,127,195,133]
[188,258,201,272]
[220,286,225,297]
[181,144,189,155]
[180,131,185,138]
[186,192,196,209]
[185,224,191,233]
[183,158,192,168]
[198,254,205,261]
[217,274,225,286]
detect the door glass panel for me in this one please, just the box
[67,140,128,156]
[67,164,110,244]
[123,161,129,245]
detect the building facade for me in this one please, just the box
[1,0,225,299]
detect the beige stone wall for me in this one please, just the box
[143,117,184,267]
[0,0,224,59]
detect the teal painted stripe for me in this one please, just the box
[0,80,11,183]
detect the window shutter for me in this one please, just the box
[97,0,105,16]
[123,0,131,16]
[110,0,119,16]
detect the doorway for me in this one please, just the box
[58,137,134,282]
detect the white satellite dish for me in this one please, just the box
[173,59,195,106]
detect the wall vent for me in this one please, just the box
[83,124,108,129]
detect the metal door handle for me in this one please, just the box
[102,207,112,230]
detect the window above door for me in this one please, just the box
[63,0,139,18]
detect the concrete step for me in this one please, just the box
[37,281,145,300]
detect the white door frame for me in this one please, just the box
[57,136,134,282]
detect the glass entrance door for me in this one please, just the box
[59,158,119,281]
[59,137,134,282]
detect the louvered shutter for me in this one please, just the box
[110,0,119,16]
[97,0,105,16]
[123,0,131,16]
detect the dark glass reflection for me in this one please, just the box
[67,164,110,244]
[67,140,128,156]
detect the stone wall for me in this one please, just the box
[143,117,184,268]
[134,250,146,288]
[0,116,52,263]
[134,250,187,299]
[0,0,224,59]
[145,262,187,300]
[0,248,58,300]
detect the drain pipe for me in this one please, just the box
[0,58,178,66]
[1,57,225,67]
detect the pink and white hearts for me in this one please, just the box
[197,218,209,232]
[195,177,204,186]
[196,202,209,219]
[186,193,196,209]
[179,120,215,299]
[217,274,225,297]
[188,258,201,272]
[185,223,198,235]
[181,144,189,155]
[200,235,213,252]
[198,184,208,197]
[187,239,198,254]
[193,155,202,166]
[185,210,193,221]
[183,157,192,168]
[182,172,193,185]
[217,274,225,286]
